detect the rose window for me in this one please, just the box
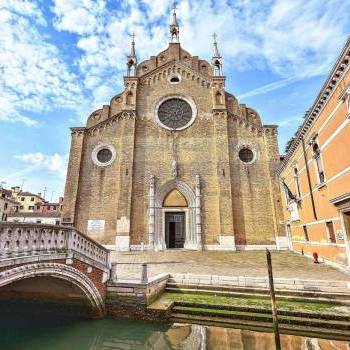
[157,98,193,129]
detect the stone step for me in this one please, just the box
[170,313,350,341]
[165,286,350,304]
[168,276,350,293]
[172,305,350,330]
[173,301,350,321]
[166,282,350,300]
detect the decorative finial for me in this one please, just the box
[170,1,179,43]
[211,33,223,76]
[126,32,137,76]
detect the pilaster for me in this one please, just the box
[213,110,236,250]
[115,112,136,251]
[148,175,155,248]
[61,128,86,226]
[195,174,202,249]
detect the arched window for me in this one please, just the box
[312,141,325,184]
[215,91,223,105]
[293,166,301,198]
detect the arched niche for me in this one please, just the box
[215,91,223,105]
[126,92,133,105]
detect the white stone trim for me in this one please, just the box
[0,262,105,315]
[154,94,197,131]
[298,217,340,227]
[170,273,350,290]
[292,240,345,247]
[235,244,278,251]
[91,144,116,167]
[236,143,258,164]
[153,178,201,251]
[282,99,345,179]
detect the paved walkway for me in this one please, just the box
[110,250,350,282]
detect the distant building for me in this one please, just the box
[7,212,61,225]
[0,185,63,224]
[278,38,350,269]
[34,197,63,213]
[0,188,19,221]
[11,186,46,212]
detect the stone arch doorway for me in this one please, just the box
[151,178,202,251]
[163,189,188,249]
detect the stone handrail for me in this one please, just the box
[0,222,109,268]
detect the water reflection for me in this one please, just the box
[1,315,349,350]
[0,302,349,350]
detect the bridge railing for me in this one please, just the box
[0,222,109,268]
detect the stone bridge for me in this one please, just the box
[0,222,111,317]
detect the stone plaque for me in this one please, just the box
[87,220,105,232]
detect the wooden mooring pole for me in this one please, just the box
[266,249,281,350]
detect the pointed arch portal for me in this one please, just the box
[150,178,202,251]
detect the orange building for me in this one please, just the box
[278,38,350,270]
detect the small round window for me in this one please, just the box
[97,148,112,163]
[92,144,116,167]
[239,148,254,163]
[168,74,181,84]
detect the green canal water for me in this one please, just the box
[0,301,349,350]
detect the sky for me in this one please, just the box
[0,0,349,202]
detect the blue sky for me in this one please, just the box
[0,0,349,201]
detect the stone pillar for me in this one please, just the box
[148,175,155,249]
[141,263,148,284]
[195,175,202,250]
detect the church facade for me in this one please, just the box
[62,8,285,251]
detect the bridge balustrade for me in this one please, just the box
[0,222,109,268]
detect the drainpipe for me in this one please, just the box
[301,137,317,220]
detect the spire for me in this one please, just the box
[212,33,221,58]
[170,1,179,43]
[126,32,137,76]
[211,33,223,76]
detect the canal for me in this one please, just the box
[0,301,349,349]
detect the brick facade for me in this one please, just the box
[62,41,284,250]
[278,38,350,269]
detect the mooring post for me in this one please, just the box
[266,249,281,350]
[141,263,148,284]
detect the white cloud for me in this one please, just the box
[0,0,84,126]
[15,153,68,178]
[51,0,106,35]
[49,0,350,111]
[238,77,300,99]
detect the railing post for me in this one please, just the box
[111,263,117,283]
[141,263,148,284]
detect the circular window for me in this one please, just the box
[239,148,254,163]
[92,144,116,167]
[97,148,112,163]
[155,96,197,130]
[168,74,181,84]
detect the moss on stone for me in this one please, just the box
[161,292,349,315]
